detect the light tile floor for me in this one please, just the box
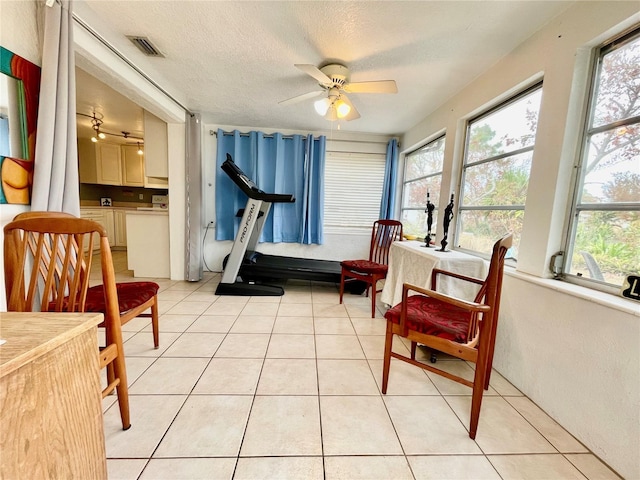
[103,252,621,480]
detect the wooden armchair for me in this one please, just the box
[382,234,512,439]
[339,219,403,317]
[12,211,160,349]
[4,215,131,430]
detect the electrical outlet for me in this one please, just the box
[139,194,144,200]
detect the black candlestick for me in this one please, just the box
[423,192,434,248]
[437,194,454,252]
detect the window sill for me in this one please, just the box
[505,268,640,317]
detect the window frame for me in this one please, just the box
[455,82,544,260]
[561,27,640,294]
[399,134,446,237]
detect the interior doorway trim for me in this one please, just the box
[72,13,192,116]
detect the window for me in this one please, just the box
[324,152,386,230]
[400,136,445,237]
[457,85,543,259]
[565,29,640,289]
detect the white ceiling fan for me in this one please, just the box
[279,63,398,121]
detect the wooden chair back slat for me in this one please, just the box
[370,220,403,265]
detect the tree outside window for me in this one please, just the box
[457,86,543,259]
[400,136,445,237]
[566,29,640,288]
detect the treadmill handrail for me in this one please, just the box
[221,154,295,203]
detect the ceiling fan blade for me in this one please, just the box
[343,80,398,94]
[340,94,361,121]
[279,90,324,106]
[295,64,332,86]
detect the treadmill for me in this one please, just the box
[215,154,342,296]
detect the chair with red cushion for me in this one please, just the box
[12,211,160,348]
[4,215,132,430]
[382,234,512,439]
[339,219,403,317]
[84,281,160,348]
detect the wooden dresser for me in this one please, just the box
[0,312,107,479]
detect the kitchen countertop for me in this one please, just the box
[80,201,150,209]
[126,209,169,215]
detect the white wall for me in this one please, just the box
[0,0,40,66]
[402,3,640,478]
[0,0,40,309]
[498,274,639,479]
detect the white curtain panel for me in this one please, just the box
[31,0,79,215]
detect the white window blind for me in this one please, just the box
[324,152,386,230]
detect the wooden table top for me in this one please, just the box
[0,312,103,377]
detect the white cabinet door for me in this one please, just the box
[96,143,122,185]
[78,138,98,184]
[103,209,116,247]
[80,208,104,252]
[114,209,128,247]
[121,145,145,187]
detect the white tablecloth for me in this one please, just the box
[380,241,488,307]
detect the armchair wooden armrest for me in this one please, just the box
[401,282,490,313]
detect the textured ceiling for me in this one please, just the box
[75,1,574,139]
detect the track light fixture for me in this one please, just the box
[88,114,105,142]
[77,112,144,146]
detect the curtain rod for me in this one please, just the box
[210,130,315,140]
[72,13,193,116]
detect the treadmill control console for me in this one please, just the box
[221,154,295,203]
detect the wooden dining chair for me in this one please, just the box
[4,215,131,430]
[12,211,161,349]
[381,234,512,439]
[339,219,403,317]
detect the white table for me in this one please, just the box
[380,241,488,306]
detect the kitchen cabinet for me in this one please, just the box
[96,143,122,185]
[80,208,115,251]
[0,312,107,479]
[121,145,145,187]
[78,141,145,187]
[78,140,122,186]
[78,138,98,184]
[113,209,128,247]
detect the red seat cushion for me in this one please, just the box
[384,295,472,343]
[84,281,159,314]
[341,259,388,275]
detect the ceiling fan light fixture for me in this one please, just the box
[335,99,351,119]
[325,104,338,122]
[98,131,106,140]
[91,136,98,143]
[314,97,331,116]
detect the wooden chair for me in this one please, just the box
[382,234,512,439]
[4,215,132,430]
[12,211,161,349]
[339,219,403,317]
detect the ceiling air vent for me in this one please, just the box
[127,36,164,57]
